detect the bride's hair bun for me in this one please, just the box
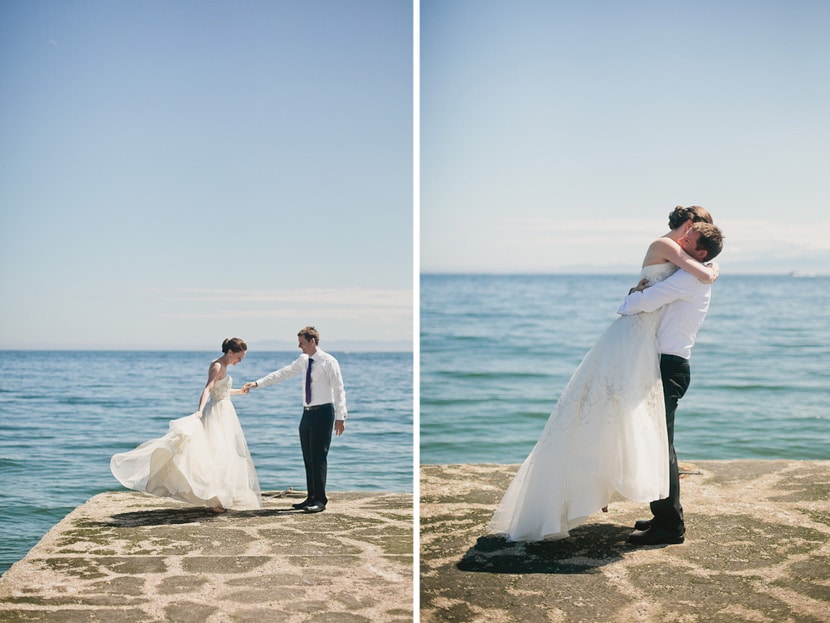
[668,205,713,229]
[222,337,248,354]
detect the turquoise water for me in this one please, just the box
[2,275,828,576]
[0,350,412,575]
[421,274,830,464]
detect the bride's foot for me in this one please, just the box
[209,506,227,513]
[601,506,608,513]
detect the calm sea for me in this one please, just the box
[0,350,412,575]
[421,274,830,464]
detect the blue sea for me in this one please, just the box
[0,350,412,575]
[421,274,830,464]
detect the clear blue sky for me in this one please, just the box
[422,0,830,275]
[1,1,413,350]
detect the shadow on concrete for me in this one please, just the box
[101,508,224,527]
[102,506,304,527]
[457,523,638,574]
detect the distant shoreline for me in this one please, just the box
[420,271,830,277]
[0,345,414,353]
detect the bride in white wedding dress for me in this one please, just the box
[111,338,262,511]
[489,207,718,542]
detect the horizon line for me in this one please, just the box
[0,347,415,353]
[420,270,828,277]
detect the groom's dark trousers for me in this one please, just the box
[651,354,690,532]
[299,403,335,506]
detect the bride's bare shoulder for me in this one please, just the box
[643,236,679,265]
[207,360,225,379]
[651,236,681,250]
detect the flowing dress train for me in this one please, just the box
[489,264,677,541]
[111,375,262,510]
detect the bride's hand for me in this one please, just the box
[629,278,649,294]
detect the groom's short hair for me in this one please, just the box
[298,326,320,344]
[692,222,724,262]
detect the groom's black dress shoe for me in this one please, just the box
[634,518,653,531]
[627,526,685,545]
[292,498,313,510]
[303,501,326,513]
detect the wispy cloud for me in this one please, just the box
[156,287,411,307]
[151,287,413,322]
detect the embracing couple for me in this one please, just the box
[489,206,725,546]
[110,326,347,515]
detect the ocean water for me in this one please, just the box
[0,350,412,575]
[421,274,830,464]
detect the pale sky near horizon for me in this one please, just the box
[4,2,829,350]
[1,1,413,350]
[422,0,830,275]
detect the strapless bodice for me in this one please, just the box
[210,375,232,401]
[640,263,679,286]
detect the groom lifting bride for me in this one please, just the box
[244,326,348,514]
[489,207,724,546]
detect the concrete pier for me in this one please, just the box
[0,490,413,622]
[421,460,830,623]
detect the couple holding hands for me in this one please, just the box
[111,326,347,515]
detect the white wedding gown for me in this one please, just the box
[111,375,262,510]
[489,264,676,541]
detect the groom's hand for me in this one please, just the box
[334,421,345,436]
[629,278,649,294]
[243,382,256,391]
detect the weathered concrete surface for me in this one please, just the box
[0,490,413,622]
[421,461,830,623]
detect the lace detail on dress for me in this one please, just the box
[210,375,232,401]
[641,263,678,286]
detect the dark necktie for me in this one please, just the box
[305,358,313,404]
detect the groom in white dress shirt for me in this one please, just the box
[244,326,347,514]
[617,222,724,545]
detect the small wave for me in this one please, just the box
[430,370,550,381]
[0,457,23,470]
[56,396,123,407]
[708,383,806,392]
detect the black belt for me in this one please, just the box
[304,403,333,412]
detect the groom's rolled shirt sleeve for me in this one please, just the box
[618,269,696,315]
[255,356,304,388]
